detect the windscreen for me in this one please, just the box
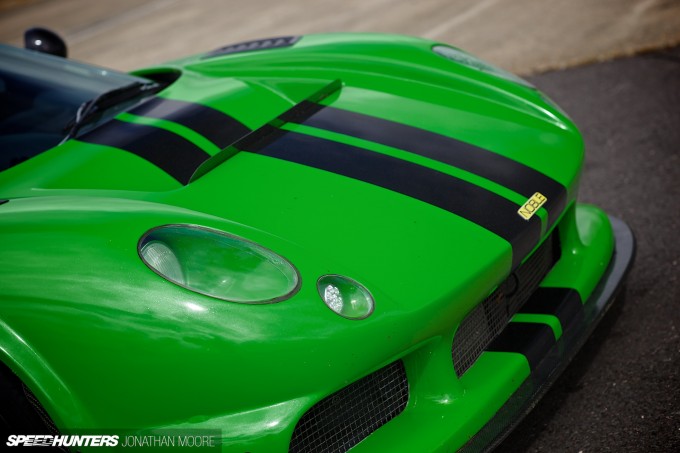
[0,44,150,172]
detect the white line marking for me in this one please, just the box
[423,0,502,40]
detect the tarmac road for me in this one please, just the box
[1,0,680,74]
[1,1,680,452]
[499,46,680,452]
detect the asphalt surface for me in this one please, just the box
[1,0,680,74]
[498,47,680,452]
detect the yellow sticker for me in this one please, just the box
[518,192,547,220]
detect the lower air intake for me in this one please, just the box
[452,232,560,376]
[289,360,409,453]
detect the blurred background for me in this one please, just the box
[1,0,679,74]
[1,1,679,452]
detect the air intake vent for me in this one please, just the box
[205,36,299,58]
[452,232,560,376]
[289,360,409,453]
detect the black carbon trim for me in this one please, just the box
[295,105,567,229]
[243,131,541,266]
[77,119,210,184]
[129,97,250,149]
[520,287,585,331]
[487,322,556,370]
[204,36,300,58]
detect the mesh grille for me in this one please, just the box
[22,383,60,437]
[452,232,560,376]
[289,360,408,453]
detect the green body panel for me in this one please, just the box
[0,33,615,451]
[511,313,562,340]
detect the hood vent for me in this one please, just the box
[204,36,300,58]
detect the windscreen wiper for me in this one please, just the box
[64,81,160,139]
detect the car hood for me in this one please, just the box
[0,32,584,313]
[0,33,584,428]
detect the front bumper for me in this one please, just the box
[460,215,635,451]
[88,209,633,453]
[340,209,634,453]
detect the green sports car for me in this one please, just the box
[0,30,635,452]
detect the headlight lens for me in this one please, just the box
[317,275,374,319]
[139,225,300,303]
[432,44,534,88]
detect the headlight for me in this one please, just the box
[139,225,300,303]
[432,44,534,88]
[317,275,374,319]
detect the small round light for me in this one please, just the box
[317,275,374,319]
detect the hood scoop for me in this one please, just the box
[188,79,342,183]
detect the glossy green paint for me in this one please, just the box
[0,33,615,451]
[511,313,563,340]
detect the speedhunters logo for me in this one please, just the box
[6,435,119,447]
[6,430,221,449]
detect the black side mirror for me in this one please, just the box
[24,27,67,58]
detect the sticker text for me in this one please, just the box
[518,192,547,220]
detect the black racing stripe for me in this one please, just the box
[295,104,567,229]
[78,119,210,184]
[520,287,585,332]
[487,322,556,370]
[243,131,541,267]
[187,79,342,184]
[129,97,250,149]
